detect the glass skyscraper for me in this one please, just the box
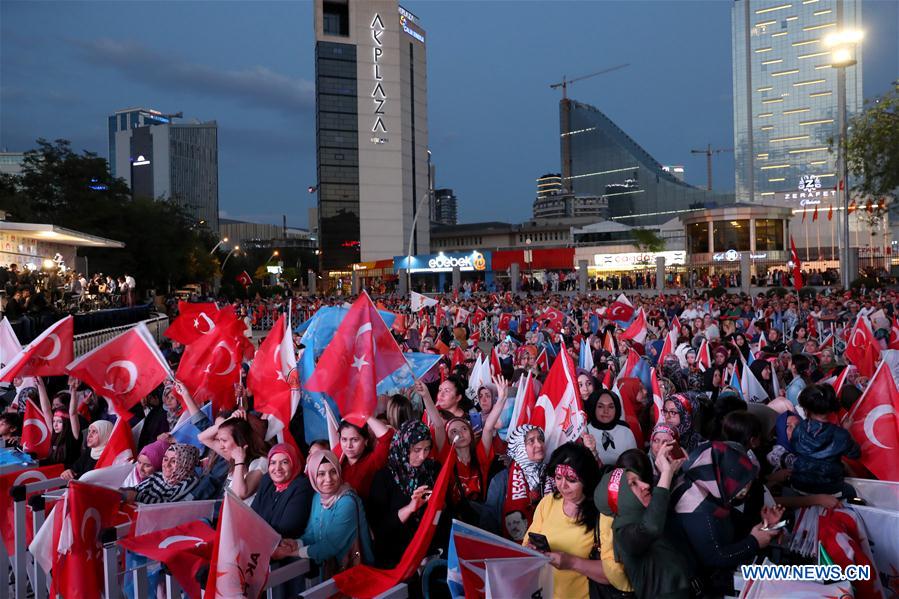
[560,99,733,227]
[732,0,862,202]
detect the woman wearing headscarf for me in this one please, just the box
[61,419,113,481]
[660,354,688,393]
[278,450,374,578]
[766,411,800,473]
[648,424,679,484]
[595,444,691,599]
[661,392,705,454]
[670,441,780,595]
[748,359,776,401]
[129,444,201,503]
[368,421,441,568]
[582,389,637,465]
[122,440,168,488]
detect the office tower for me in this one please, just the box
[536,173,564,198]
[313,0,430,272]
[433,188,458,225]
[108,108,178,178]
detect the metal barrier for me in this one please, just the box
[11,476,67,599]
[301,580,408,599]
[73,313,169,357]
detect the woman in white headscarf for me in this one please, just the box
[60,419,113,480]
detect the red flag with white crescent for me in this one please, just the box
[697,339,712,372]
[0,316,73,382]
[845,362,899,481]
[535,345,585,455]
[844,317,880,378]
[66,323,173,417]
[656,330,677,366]
[94,417,136,469]
[535,349,549,372]
[651,367,664,426]
[619,308,647,344]
[21,398,51,459]
[164,301,220,345]
[0,464,64,555]
[789,236,803,290]
[247,314,294,442]
[497,313,513,332]
[470,308,487,326]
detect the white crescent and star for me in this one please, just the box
[81,507,102,543]
[194,313,215,334]
[158,535,206,549]
[207,341,236,376]
[863,404,895,450]
[103,360,138,394]
[38,334,61,361]
[13,470,48,487]
[351,355,369,371]
[23,418,49,446]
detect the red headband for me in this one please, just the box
[676,395,693,416]
[607,468,624,515]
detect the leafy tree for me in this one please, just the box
[0,138,217,291]
[632,228,665,254]
[843,88,899,201]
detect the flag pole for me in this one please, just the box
[804,211,810,262]
[816,211,821,262]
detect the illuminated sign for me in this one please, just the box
[398,6,418,23]
[592,251,685,270]
[399,14,425,43]
[369,13,388,143]
[132,155,150,166]
[798,174,822,192]
[394,251,492,273]
[712,250,768,262]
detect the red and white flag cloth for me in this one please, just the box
[0,317,21,370]
[0,464,63,556]
[205,491,286,599]
[535,349,549,372]
[656,329,677,366]
[247,314,294,441]
[410,291,438,313]
[119,520,216,599]
[164,301,220,345]
[618,308,647,344]
[305,293,407,427]
[822,365,854,397]
[0,315,73,382]
[541,308,565,333]
[606,293,635,322]
[470,308,488,327]
[455,307,470,326]
[235,271,253,288]
[507,372,538,432]
[497,313,513,332]
[617,349,641,384]
[451,346,467,370]
[94,417,136,469]
[844,317,880,378]
[21,398,51,458]
[651,367,664,426]
[535,345,585,455]
[889,317,899,351]
[845,361,899,482]
[789,236,803,290]
[671,315,682,334]
[66,322,172,416]
[696,339,712,372]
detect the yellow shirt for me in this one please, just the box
[599,513,633,592]
[524,494,594,599]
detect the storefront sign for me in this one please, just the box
[712,250,768,262]
[370,13,388,143]
[592,251,685,270]
[394,250,491,273]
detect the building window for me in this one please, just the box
[322,1,349,36]
[687,222,710,254]
[755,219,785,251]
[713,220,750,252]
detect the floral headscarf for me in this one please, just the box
[387,421,439,497]
[506,424,546,492]
[672,440,759,519]
[666,392,705,452]
[163,444,200,485]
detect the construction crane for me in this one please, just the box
[550,64,630,99]
[690,144,734,191]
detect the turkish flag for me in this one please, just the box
[541,308,565,333]
[94,417,136,469]
[651,367,664,426]
[670,315,682,334]
[889,317,899,351]
[0,316,73,382]
[21,399,51,458]
[844,317,880,378]
[490,346,503,377]
[789,236,803,290]
[845,362,899,481]
[0,464,64,555]
[451,346,466,370]
[469,330,480,344]
[247,314,294,441]
[305,293,408,426]
[164,301,220,345]
[497,313,513,332]
[56,481,124,599]
[236,271,253,288]
[119,520,216,599]
[619,308,647,344]
[534,346,584,455]
[435,304,446,326]
[175,313,251,417]
[607,295,635,322]
[455,307,470,326]
[205,491,281,599]
[0,317,21,370]
[508,372,539,430]
[656,330,677,365]
[470,308,487,326]
[333,452,457,598]
[696,339,712,372]
[66,322,173,416]
[535,349,549,372]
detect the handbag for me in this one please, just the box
[588,518,635,599]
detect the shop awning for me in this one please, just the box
[0,222,124,248]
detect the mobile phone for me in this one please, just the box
[528,532,551,552]
[668,444,686,460]
[761,520,787,531]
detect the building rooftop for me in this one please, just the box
[0,222,124,248]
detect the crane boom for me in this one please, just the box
[690,144,734,191]
[550,63,630,99]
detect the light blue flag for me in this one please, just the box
[377,352,441,393]
[730,368,743,399]
[579,339,594,372]
[170,402,213,449]
[589,313,600,335]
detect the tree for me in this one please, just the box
[632,228,665,254]
[843,88,899,201]
[0,138,217,291]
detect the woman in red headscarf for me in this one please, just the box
[253,444,315,542]
[616,377,649,448]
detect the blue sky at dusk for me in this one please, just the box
[1,1,896,229]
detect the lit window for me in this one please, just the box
[760,192,776,196]
[813,9,832,15]
[793,78,826,86]
[788,146,828,154]
[802,0,819,3]
[755,3,792,14]
[757,86,774,92]
[758,112,775,118]
[814,64,832,70]
[757,152,770,158]
[799,118,834,126]
[756,19,778,27]
[755,47,773,53]
[818,173,835,178]
[798,50,829,59]
[792,39,820,46]
[786,16,798,21]
[770,135,809,143]
[762,58,784,65]
[772,31,789,37]
[761,164,791,170]
[769,177,786,182]
[762,98,785,104]
[803,22,836,31]
[809,91,832,98]
[771,69,800,76]
[783,107,811,114]
[809,160,828,165]
[760,125,775,130]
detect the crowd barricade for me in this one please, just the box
[73,313,169,357]
[250,305,311,331]
[10,476,67,599]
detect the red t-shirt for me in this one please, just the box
[342,428,395,499]
[449,443,493,502]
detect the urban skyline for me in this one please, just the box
[1,1,895,229]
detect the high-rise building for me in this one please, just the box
[559,99,733,226]
[732,0,862,203]
[313,0,430,273]
[0,152,25,176]
[113,117,219,231]
[433,188,458,225]
[108,108,178,178]
[536,173,564,198]
[533,192,608,220]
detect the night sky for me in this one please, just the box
[1,1,896,229]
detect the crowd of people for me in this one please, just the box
[1,263,138,317]
[2,284,898,599]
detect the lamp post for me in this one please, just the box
[825,28,863,289]
[221,245,240,271]
[209,237,229,255]
[406,192,430,296]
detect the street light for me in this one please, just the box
[221,245,240,271]
[825,28,863,289]
[266,249,280,264]
[209,237,229,255]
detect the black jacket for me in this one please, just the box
[252,474,314,539]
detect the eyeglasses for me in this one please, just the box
[662,409,680,417]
